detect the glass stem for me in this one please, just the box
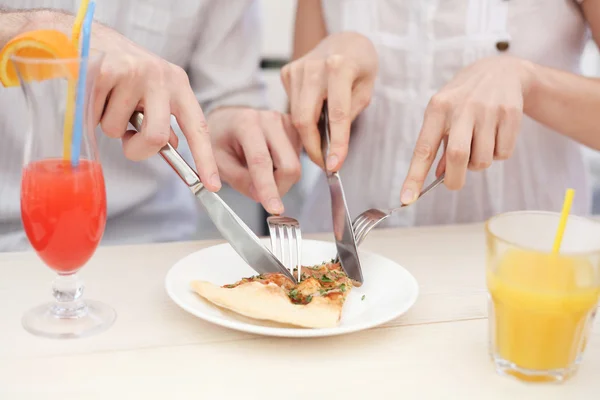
[51,273,87,318]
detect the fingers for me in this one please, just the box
[350,80,374,121]
[121,87,171,161]
[435,150,447,178]
[281,113,303,155]
[167,123,179,149]
[92,72,114,127]
[325,55,355,172]
[495,104,522,161]
[400,99,447,204]
[97,58,186,169]
[292,61,325,168]
[100,82,141,141]
[215,150,255,200]
[172,78,221,192]
[235,113,283,215]
[283,48,372,173]
[435,137,449,177]
[444,112,474,190]
[261,111,302,198]
[469,104,496,172]
[280,64,293,99]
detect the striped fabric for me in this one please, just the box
[0,0,266,251]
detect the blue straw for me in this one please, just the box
[71,1,96,167]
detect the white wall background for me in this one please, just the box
[260,0,296,113]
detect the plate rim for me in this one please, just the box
[164,239,419,338]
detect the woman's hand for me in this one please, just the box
[281,32,378,171]
[400,56,535,204]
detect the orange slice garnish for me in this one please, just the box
[0,29,79,87]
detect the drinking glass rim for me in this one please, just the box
[9,50,105,65]
[485,210,600,256]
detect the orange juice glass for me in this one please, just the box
[486,211,600,383]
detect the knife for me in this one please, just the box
[318,102,364,284]
[129,112,297,283]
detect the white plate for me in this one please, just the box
[165,239,419,338]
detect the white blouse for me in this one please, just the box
[299,0,592,233]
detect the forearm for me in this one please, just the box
[0,8,33,47]
[292,0,327,60]
[524,61,600,150]
[0,8,76,47]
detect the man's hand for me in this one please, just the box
[281,32,378,172]
[209,107,302,215]
[400,56,535,204]
[27,9,222,191]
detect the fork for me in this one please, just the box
[266,216,303,282]
[351,173,446,247]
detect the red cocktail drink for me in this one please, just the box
[14,50,115,339]
[21,158,106,274]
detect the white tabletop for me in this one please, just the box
[0,223,598,399]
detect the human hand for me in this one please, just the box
[281,32,378,172]
[400,56,535,204]
[28,10,221,191]
[208,107,302,215]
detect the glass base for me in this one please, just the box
[492,355,579,383]
[22,299,116,339]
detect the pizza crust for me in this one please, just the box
[191,280,343,328]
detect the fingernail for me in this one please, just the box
[401,189,415,205]
[268,198,284,214]
[210,173,221,189]
[326,154,339,171]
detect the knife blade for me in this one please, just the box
[129,112,297,283]
[318,102,364,284]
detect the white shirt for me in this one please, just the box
[299,0,592,232]
[0,0,265,251]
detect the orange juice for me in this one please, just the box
[487,249,600,372]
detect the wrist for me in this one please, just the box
[519,59,541,114]
[0,10,31,47]
[21,9,74,36]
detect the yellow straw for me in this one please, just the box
[552,188,575,253]
[71,0,90,44]
[62,0,90,161]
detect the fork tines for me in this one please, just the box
[267,216,302,282]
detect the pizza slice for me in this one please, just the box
[190,260,354,328]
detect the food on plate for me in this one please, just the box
[191,260,355,328]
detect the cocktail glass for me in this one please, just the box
[13,52,116,339]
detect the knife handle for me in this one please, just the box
[129,112,203,190]
[318,100,331,173]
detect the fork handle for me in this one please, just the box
[332,173,446,264]
[397,173,445,210]
[356,173,446,246]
